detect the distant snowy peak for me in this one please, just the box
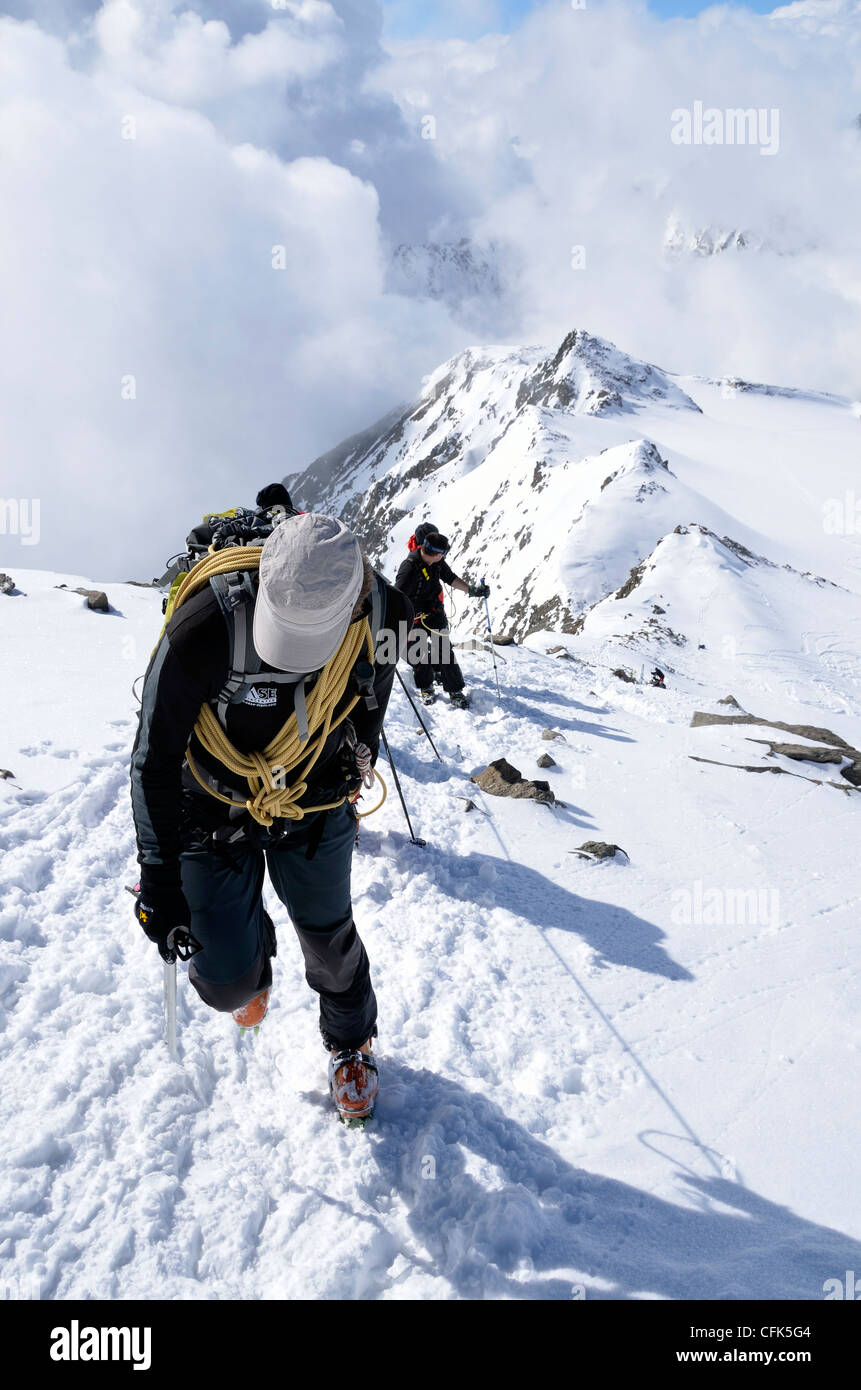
[572,523,847,658]
[514,330,701,417]
[385,238,517,334]
[288,327,857,646]
[664,220,760,258]
[421,330,701,425]
[663,215,814,260]
[292,328,699,516]
[599,439,673,491]
[387,238,505,302]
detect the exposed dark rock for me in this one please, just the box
[614,561,647,601]
[491,633,516,646]
[613,667,637,683]
[541,728,564,741]
[0,574,16,595]
[530,462,548,493]
[691,706,861,791]
[746,739,845,765]
[571,841,629,861]
[0,769,15,780]
[56,585,110,612]
[689,754,860,794]
[690,710,855,750]
[471,759,556,803]
[537,753,556,768]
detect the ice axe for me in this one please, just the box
[126,883,201,1059]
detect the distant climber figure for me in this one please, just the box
[395,527,489,710]
[650,668,666,688]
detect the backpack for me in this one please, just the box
[158,503,386,726]
[207,558,387,729]
[158,501,299,627]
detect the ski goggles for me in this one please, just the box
[421,543,449,556]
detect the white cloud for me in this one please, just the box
[2,0,861,579]
[0,11,462,578]
[375,0,861,394]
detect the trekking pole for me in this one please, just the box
[395,668,442,762]
[380,728,426,847]
[481,575,502,701]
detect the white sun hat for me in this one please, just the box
[253,512,365,673]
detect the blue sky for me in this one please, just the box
[383,0,781,41]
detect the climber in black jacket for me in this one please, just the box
[394,528,489,709]
[130,511,412,1122]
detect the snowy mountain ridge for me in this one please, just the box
[289,330,861,710]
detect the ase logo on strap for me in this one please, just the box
[242,685,278,708]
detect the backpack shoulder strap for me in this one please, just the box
[208,569,295,725]
[368,569,386,658]
[351,571,389,715]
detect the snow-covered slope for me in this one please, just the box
[1,554,860,1299]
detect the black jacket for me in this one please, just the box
[395,552,462,617]
[130,578,412,892]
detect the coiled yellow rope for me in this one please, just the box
[171,548,386,826]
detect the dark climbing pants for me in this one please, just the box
[180,803,376,1050]
[412,610,465,694]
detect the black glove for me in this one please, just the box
[469,582,491,599]
[134,883,193,963]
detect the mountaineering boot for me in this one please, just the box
[419,689,435,706]
[329,1039,379,1125]
[233,988,270,1037]
[449,691,469,710]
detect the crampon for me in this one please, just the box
[328,1042,378,1127]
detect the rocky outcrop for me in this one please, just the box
[690,708,861,789]
[571,841,629,861]
[470,759,556,804]
[56,585,110,613]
